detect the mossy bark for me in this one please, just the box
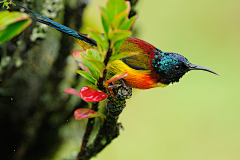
[0,0,138,159]
[0,0,88,159]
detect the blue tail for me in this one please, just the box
[12,1,97,46]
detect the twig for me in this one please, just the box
[76,1,139,159]
[98,41,113,89]
[77,102,99,159]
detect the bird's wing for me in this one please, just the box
[119,37,161,71]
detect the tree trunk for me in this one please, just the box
[0,0,88,159]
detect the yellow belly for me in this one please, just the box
[108,60,168,89]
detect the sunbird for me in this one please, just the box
[12,1,218,89]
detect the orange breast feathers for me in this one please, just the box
[108,59,168,89]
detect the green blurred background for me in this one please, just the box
[55,0,240,159]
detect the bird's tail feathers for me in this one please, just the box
[12,1,97,46]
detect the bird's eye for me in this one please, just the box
[175,65,181,70]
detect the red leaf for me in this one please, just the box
[80,86,108,102]
[64,88,80,97]
[74,108,105,120]
[72,50,90,72]
[104,72,128,84]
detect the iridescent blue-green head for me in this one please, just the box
[152,49,218,84]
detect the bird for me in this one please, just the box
[12,1,218,89]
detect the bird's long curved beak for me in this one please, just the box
[189,64,219,76]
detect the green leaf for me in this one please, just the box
[80,49,105,79]
[80,52,100,80]
[76,70,97,84]
[106,0,127,22]
[1,0,16,9]
[109,52,139,63]
[108,29,131,44]
[81,49,105,77]
[98,6,110,34]
[111,1,131,29]
[0,11,32,44]
[119,15,137,30]
[87,28,109,56]
[113,39,125,55]
[86,48,102,62]
[111,10,128,29]
[82,55,105,77]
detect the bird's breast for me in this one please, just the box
[108,60,168,89]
